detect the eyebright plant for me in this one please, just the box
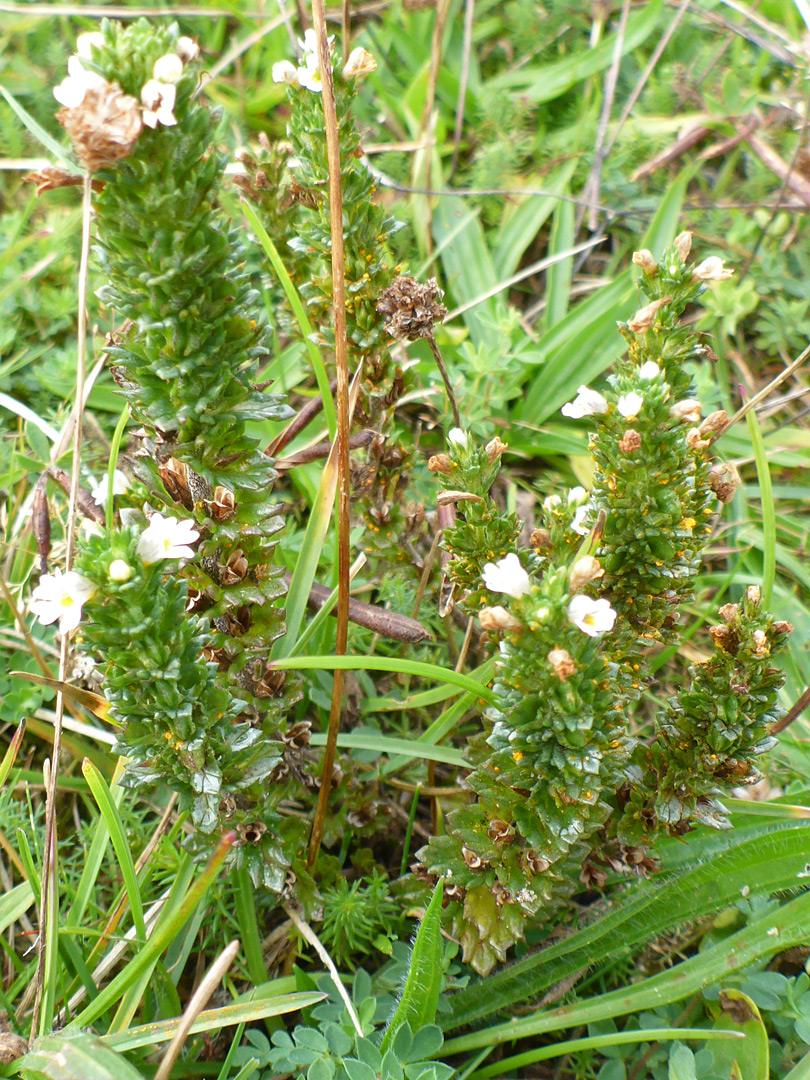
[36,19,326,896]
[419,234,791,974]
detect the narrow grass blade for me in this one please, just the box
[443,888,810,1052]
[0,720,26,789]
[82,760,146,942]
[241,199,336,439]
[66,833,235,1030]
[106,404,131,532]
[270,654,497,705]
[308,732,465,767]
[0,84,81,174]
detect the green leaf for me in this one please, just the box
[668,1043,697,1080]
[20,1034,147,1080]
[708,990,768,1080]
[487,1,663,101]
[380,880,444,1055]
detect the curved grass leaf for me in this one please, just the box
[443,821,810,1029]
[20,1034,146,1080]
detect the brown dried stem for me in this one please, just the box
[307,1,352,870]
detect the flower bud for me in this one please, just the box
[752,629,768,655]
[485,435,507,463]
[627,296,671,333]
[709,623,732,649]
[448,427,468,448]
[547,648,577,680]
[709,462,741,503]
[153,53,184,84]
[428,453,453,475]
[669,399,702,423]
[619,428,641,454]
[674,230,693,262]
[479,605,523,632]
[569,556,604,593]
[632,249,658,275]
[746,585,761,604]
[272,60,299,85]
[698,409,728,437]
[108,559,132,582]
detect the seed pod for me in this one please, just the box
[32,478,51,574]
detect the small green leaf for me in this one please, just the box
[668,1043,697,1080]
[380,881,444,1055]
[709,990,769,1080]
[21,1034,147,1080]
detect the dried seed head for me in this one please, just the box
[632,249,658,275]
[771,620,793,636]
[692,256,733,282]
[479,605,523,632]
[670,399,702,423]
[461,845,485,870]
[376,276,447,341]
[752,629,769,655]
[718,603,739,624]
[746,585,761,604]
[221,548,249,585]
[569,556,604,593]
[686,427,711,450]
[238,821,267,844]
[530,527,552,550]
[428,453,453,476]
[627,295,672,333]
[698,409,728,437]
[58,81,142,171]
[709,623,732,649]
[673,230,693,262]
[0,1034,29,1065]
[619,428,641,454]
[485,435,508,463]
[523,849,551,876]
[204,485,236,522]
[283,721,312,749]
[547,647,577,680]
[709,461,741,503]
[25,165,97,196]
[487,818,515,843]
[343,47,377,79]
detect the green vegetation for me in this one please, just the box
[1,3,810,1079]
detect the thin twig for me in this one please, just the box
[29,172,92,1044]
[711,342,810,443]
[770,685,810,736]
[426,336,460,428]
[154,940,241,1080]
[285,905,363,1035]
[582,0,631,231]
[307,0,352,871]
[416,0,452,248]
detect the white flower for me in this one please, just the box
[571,506,590,535]
[90,469,129,507]
[567,594,617,637]
[561,385,608,419]
[53,55,106,109]
[567,486,587,505]
[76,32,105,59]
[343,47,377,79]
[617,392,643,418]
[482,553,531,599]
[30,569,95,634]
[297,50,324,93]
[153,54,184,84]
[448,427,468,448]
[140,79,177,128]
[108,559,132,583]
[273,60,299,85]
[692,256,733,282]
[543,494,561,511]
[176,37,200,63]
[638,361,660,379]
[136,513,199,565]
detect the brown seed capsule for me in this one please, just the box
[746,585,761,604]
[428,453,453,475]
[627,295,672,333]
[686,428,711,450]
[487,818,515,844]
[718,603,739,624]
[58,82,143,172]
[32,479,51,574]
[632,249,658,275]
[709,624,733,650]
[491,881,511,907]
[485,436,507,463]
[771,620,793,636]
[619,428,641,454]
[530,527,552,550]
[709,462,741,503]
[523,850,550,876]
[461,845,485,870]
[674,230,693,262]
[238,821,267,844]
[204,485,236,522]
[698,409,728,437]
[0,1034,29,1065]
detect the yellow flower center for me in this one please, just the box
[60,595,75,608]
